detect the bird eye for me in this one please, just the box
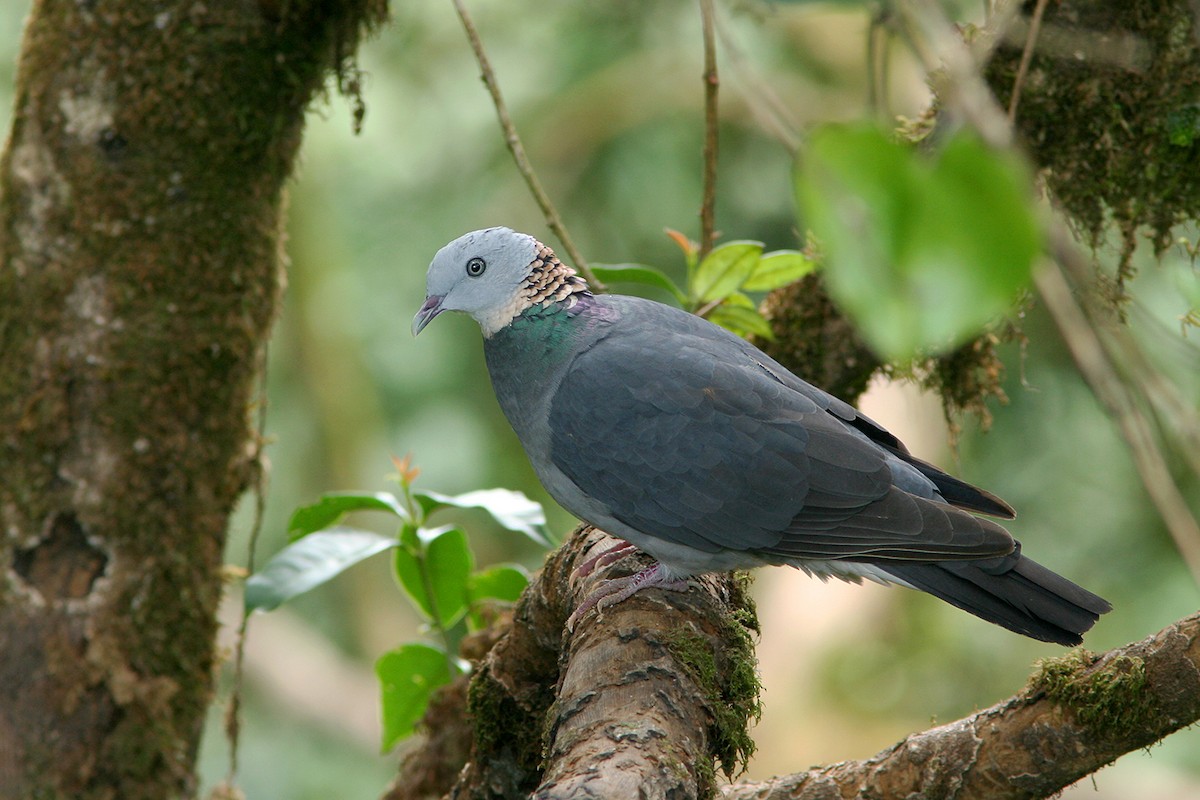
[466,257,487,277]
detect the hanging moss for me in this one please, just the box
[986,0,1200,294]
[915,328,1013,435]
[754,270,882,407]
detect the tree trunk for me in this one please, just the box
[0,1,384,797]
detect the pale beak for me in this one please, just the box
[412,295,445,336]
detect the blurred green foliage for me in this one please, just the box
[796,124,1040,360]
[1,1,1197,797]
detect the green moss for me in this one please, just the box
[466,667,505,756]
[1029,649,1157,737]
[985,0,1200,291]
[664,578,763,781]
[467,665,542,775]
[0,2,388,795]
[753,271,882,407]
[915,329,1013,436]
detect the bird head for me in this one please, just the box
[413,227,588,337]
[412,226,539,337]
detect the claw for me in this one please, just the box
[566,561,691,631]
[573,540,638,579]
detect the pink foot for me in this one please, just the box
[566,561,690,631]
[574,540,637,579]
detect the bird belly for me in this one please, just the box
[791,559,917,589]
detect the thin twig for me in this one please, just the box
[894,0,1200,585]
[1007,0,1049,124]
[222,345,273,789]
[713,18,800,153]
[450,0,602,290]
[1036,251,1200,584]
[699,0,719,262]
[866,13,880,114]
[866,9,895,120]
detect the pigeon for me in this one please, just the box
[412,227,1111,645]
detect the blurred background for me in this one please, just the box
[2,2,1197,798]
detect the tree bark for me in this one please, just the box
[0,1,384,797]
[395,529,1200,800]
[392,527,761,800]
[722,611,1200,800]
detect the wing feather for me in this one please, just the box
[547,307,1013,564]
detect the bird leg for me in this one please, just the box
[566,561,690,631]
[573,540,638,578]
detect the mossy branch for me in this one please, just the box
[391,526,761,800]
[392,529,1200,800]
[722,610,1200,800]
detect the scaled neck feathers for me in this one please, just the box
[481,240,592,337]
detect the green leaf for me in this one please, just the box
[416,489,554,548]
[393,526,473,627]
[795,124,1040,361]
[468,563,529,604]
[376,643,457,750]
[589,263,688,304]
[691,241,764,303]
[742,250,816,292]
[708,301,775,340]
[245,528,398,612]
[288,492,408,540]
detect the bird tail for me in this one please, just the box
[879,545,1112,646]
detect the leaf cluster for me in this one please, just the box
[244,458,552,750]
[591,231,815,340]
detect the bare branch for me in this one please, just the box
[723,610,1200,800]
[713,20,800,153]
[698,0,720,261]
[1036,246,1200,582]
[1006,0,1050,123]
[450,0,603,290]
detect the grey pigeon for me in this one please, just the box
[412,227,1111,645]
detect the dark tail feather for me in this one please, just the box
[879,545,1112,646]
[900,453,1016,519]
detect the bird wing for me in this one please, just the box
[547,302,1013,563]
[743,345,1016,519]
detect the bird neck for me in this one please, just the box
[485,294,607,370]
[523,240,591,307]
[479,241,591,338]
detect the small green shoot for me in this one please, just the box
[244,454,542,750]
[590,229,815,339]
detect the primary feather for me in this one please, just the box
[414,227,1111,645]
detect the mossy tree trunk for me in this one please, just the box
[0,1,384,797]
